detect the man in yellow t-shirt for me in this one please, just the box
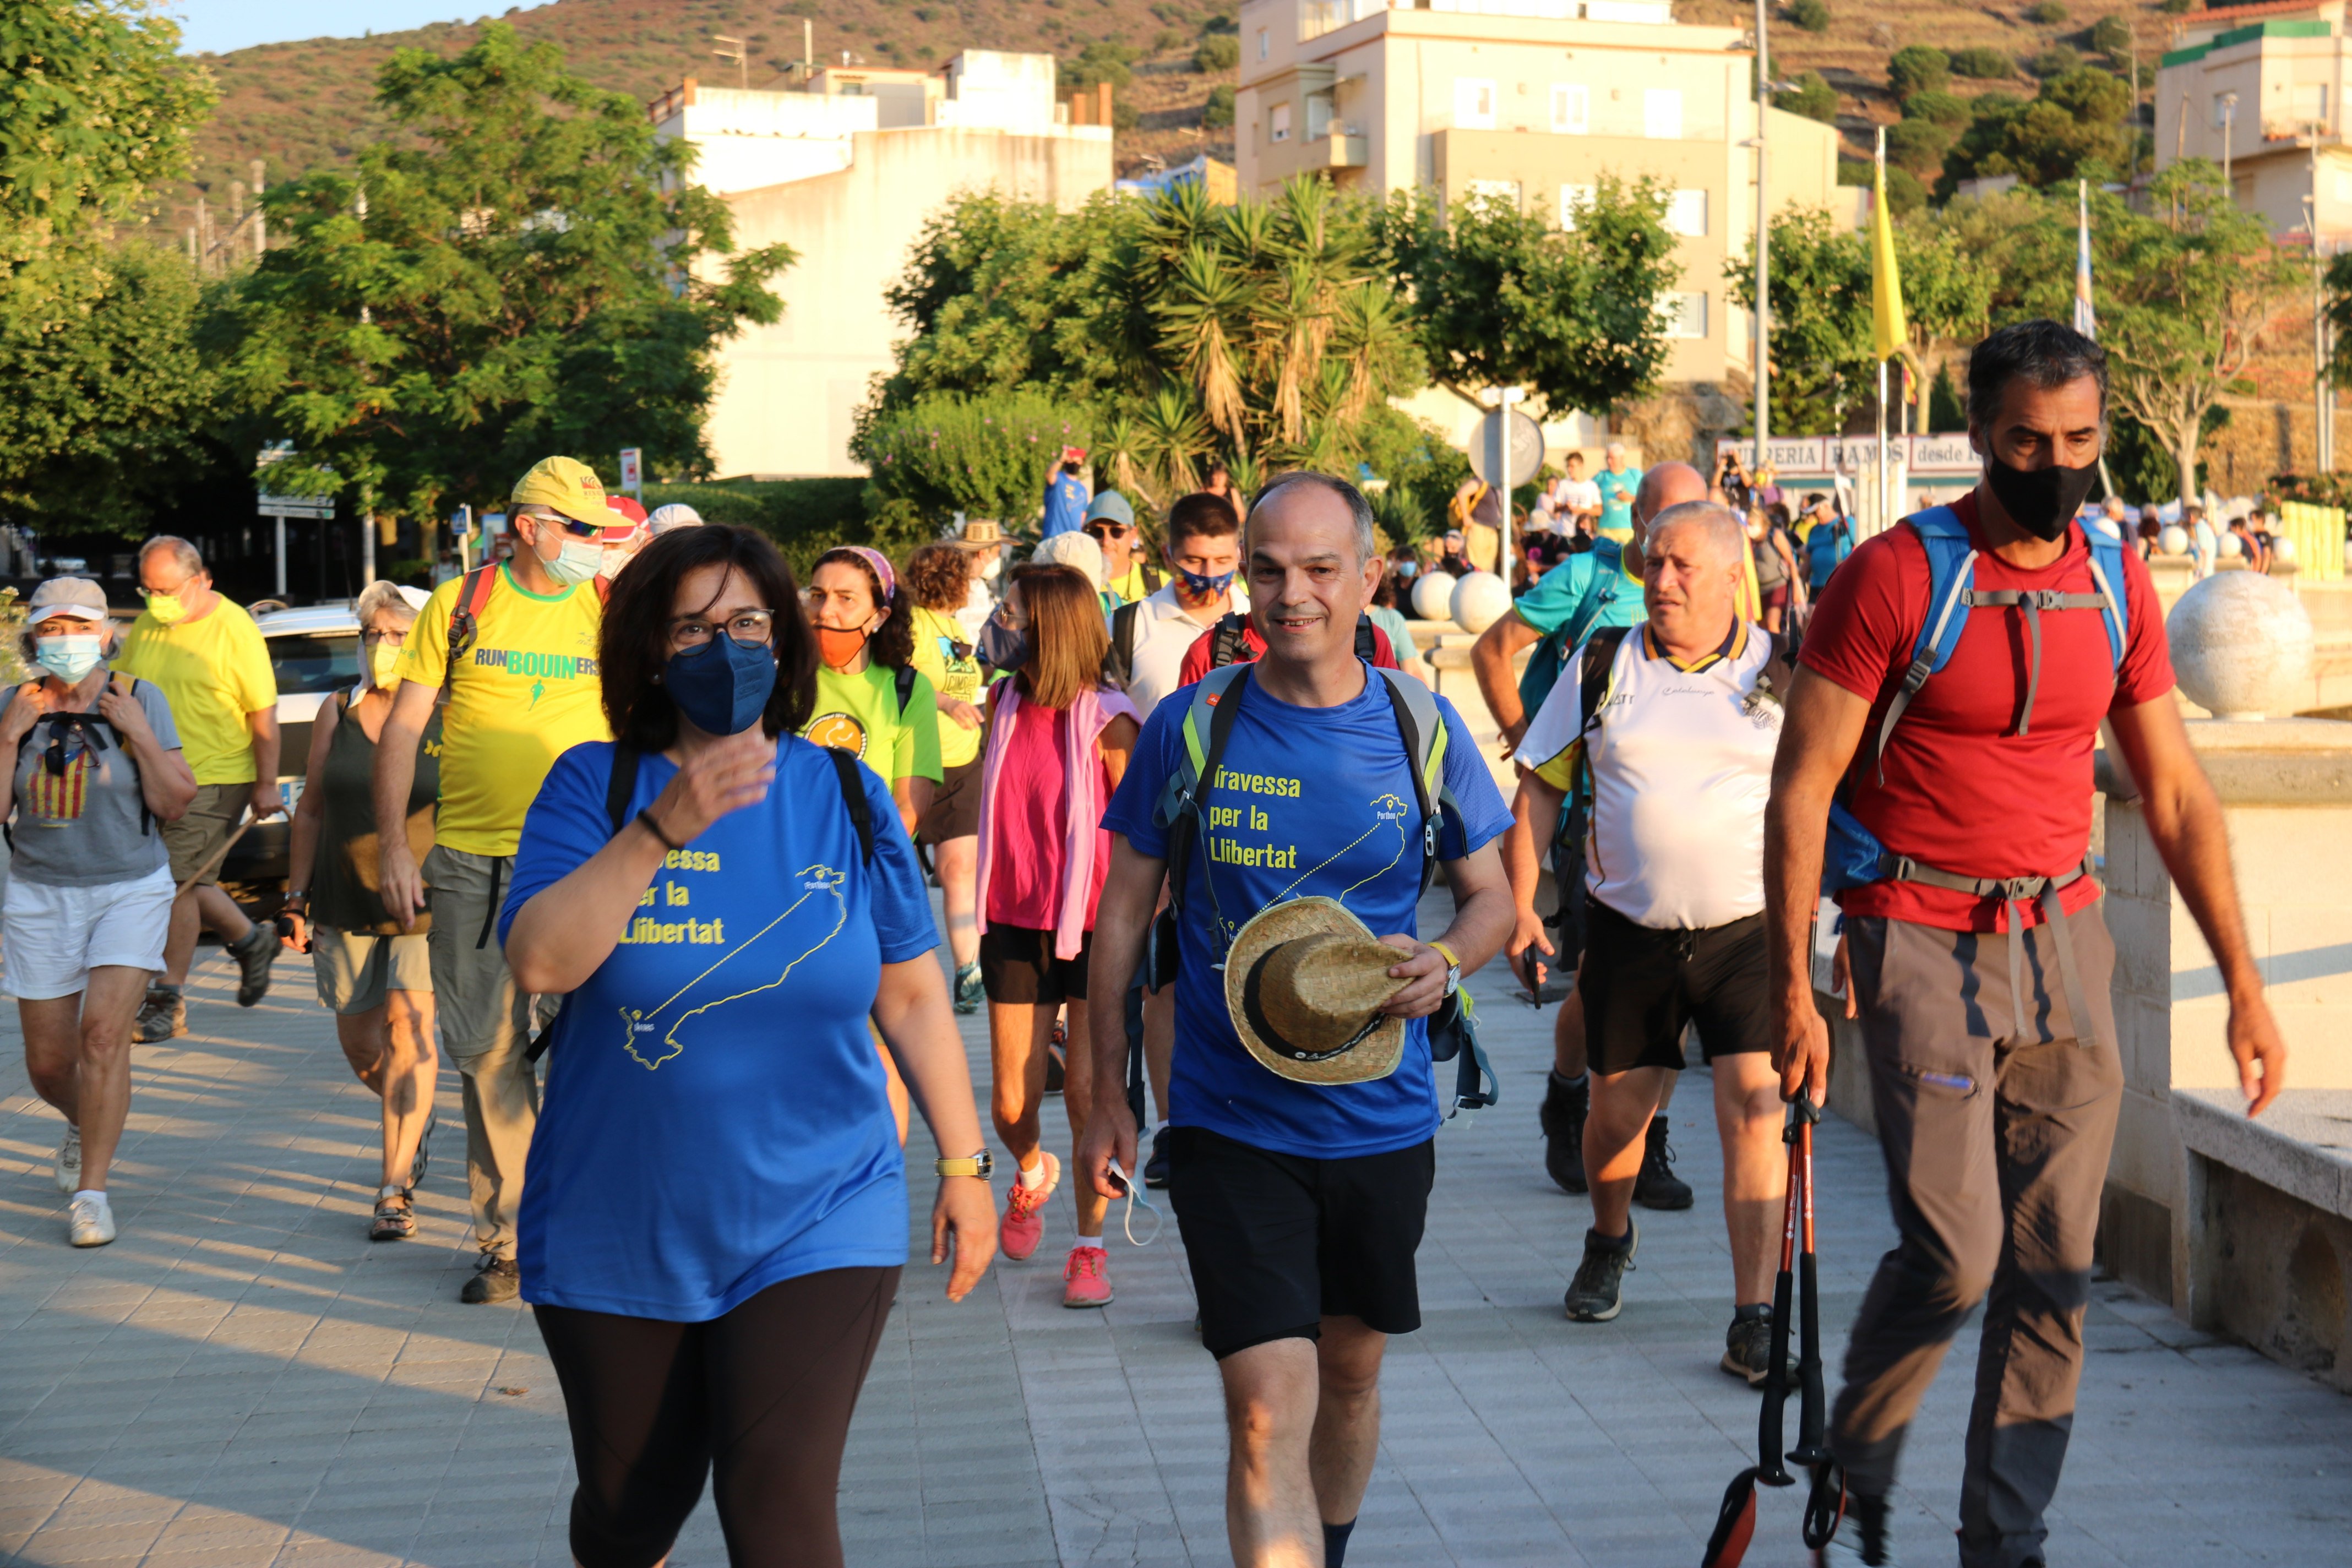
[374,455,622,1304]
[115,536,284,1042]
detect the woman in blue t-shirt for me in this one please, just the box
[500,525,997,1568]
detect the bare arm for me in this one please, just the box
[1504,772,1565,982]
[1097,712,1139,795]
[372,679,441,928]
[893,777,923,837]
[871,954,998,1299]
[1764,667,1872,1103]
[245,707,284,822]
[2107,693,2285,1114]
[505,726,777,994]
[1077,835,1167,1201]
[1379,839,1515,1017]
[1471,611,1543,753]
[280,695,340,950]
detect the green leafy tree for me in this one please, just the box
[1373,177,1679,420]
[1788,0,1832,33]
[2027,45,2081,78]
[1,1,219,527]
[1903,90,1972,128]
[1888,45,1950,100]
[1927,362,1965,429]
[203,24,791,524]
[1193,34,1239,72]
[1948,46,2014,80]
[2024,1,2068,23]
[1066,41,1139,91]
[1205,84,1237,129]
[2011,164,2292,504]
[2090,14,2135,64]
[1886,117,1959,178]
[856,391,1091,526]
[1940,69,2132,193]
[1777,72,1840,126]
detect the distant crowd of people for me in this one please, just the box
[4,321,2298,1568]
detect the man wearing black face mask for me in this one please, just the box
[1763,320,2289,1568]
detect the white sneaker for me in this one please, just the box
[68,1191,116,1248]
[55,1125,81,1194]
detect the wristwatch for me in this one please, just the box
[935,1150,994,1180]
[1429,939,1462,998]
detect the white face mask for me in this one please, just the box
[538,527,603,586]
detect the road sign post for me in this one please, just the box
[619,448,643,502]
[1471,396,1542,579]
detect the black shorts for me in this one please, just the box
[1167,1125,1434,1360]
[980,924,1092,1005]
[917,756,981,844]
[1581,897,1774,1076]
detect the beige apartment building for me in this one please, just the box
[654,53,1110,477]
[2155,0,2352,245]
[1235,0,1841,399]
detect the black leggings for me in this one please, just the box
[533,1265,901,1568]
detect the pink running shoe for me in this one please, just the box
[1000,1152,1060,1261]
[1062,1244,1113,1308]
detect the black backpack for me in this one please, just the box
[1206,611,1379,669]
[522,740,876,1064]
[5,674,158,847]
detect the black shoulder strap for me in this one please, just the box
[826,745,875,867]
[893,662,916,716]
[1108,601,1140,687]
[1374,670,1440,896]
[1210,612,1249,669]
[1142,560,1162,592]
[1753,628,1799,707]
[604,743,640,836]
[1163,665,1250,937]
[1578,625,1632,737]
[1354,612,1378,662]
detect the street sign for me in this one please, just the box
[451,504,474,537]
[257,494,332,520]
[618,447,643,498]
[1469,409,1544,489]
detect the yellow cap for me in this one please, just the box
[510,456,611,525]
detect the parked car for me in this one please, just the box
[218,603,363,911]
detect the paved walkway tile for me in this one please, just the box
[6,895,2352,1565]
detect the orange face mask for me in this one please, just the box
[815,625,870,668]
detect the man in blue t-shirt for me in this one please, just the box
[1803,497,1855,592]
[1082,472,1513,1568]
[1471,461,1708,1204]
[1595,442,1642,541]
[1040,448,1090,538]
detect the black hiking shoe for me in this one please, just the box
[460,1254,520,1304]
[1562,1222,1637,1322]
[1632,1115,1694,1211]
[1721,1308,1797,1386]
[1814,1490,1897,1566]
[227,922,277,1006]
[1142,1125,1171,1189]
[134,983,186,1043]
[1539,1071,1589,1194]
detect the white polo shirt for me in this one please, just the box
[1517,621,1784,932]
[1121,582,1250,720]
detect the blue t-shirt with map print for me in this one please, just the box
[502,736,937,1321]
[1103,666,1511,1161]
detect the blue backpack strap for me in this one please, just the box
[2079,514,2130,668]
[1868,506,1977,778]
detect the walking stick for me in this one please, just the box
[1701,1093,1843,1567]
[174,808,260,902]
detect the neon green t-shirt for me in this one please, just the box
[801,663,943,785]
[906,605,988,770]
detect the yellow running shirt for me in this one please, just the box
[115,598,277,785]
[907,604,988,770]
[397,565,609,857]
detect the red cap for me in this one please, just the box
[606,495,648,525]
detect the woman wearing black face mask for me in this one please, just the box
[500,525,997,1568]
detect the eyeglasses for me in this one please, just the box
[670,610,775,650]
[361,629,409,646]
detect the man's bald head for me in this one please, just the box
[1630,461,1709,552]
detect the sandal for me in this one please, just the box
[369,1184,416,1242]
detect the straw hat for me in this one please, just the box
[951,519,1006,551]
[1224,897,1408,1086]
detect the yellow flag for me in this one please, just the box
[1871,159,1907,362]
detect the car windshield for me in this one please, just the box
[269,633,361,695]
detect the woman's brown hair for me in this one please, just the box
[902,543,971,612]
[1009,564,1107,711]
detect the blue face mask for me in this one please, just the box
[35,634,104,685]
[1174,565,1235,596]
[1393,560,1418,580]
[663,634,776,736]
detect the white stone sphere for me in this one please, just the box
[1450,571,1512,635]
[1411,570,1457,621]
[2272,535,2299,565]
[2218,531,2245,559]
[2167,570,2315,720]
[2158,525,2190,557]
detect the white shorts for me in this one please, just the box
[1,865,175,1000]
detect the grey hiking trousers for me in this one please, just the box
[1831,903,2124,1568]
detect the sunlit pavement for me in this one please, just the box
[6,890,2351,1566]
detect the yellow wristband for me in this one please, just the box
[1428,939,1461,970]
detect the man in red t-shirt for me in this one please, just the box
[1175,611,1400,685]
[1763,320,2287,1568]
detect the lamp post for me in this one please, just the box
[1751,0,1771,466]
[2222,91,2239,189]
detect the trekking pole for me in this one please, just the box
[1789,1096,1849,1550]
[175,808,259,902]
[1700,1101,1808,1567]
